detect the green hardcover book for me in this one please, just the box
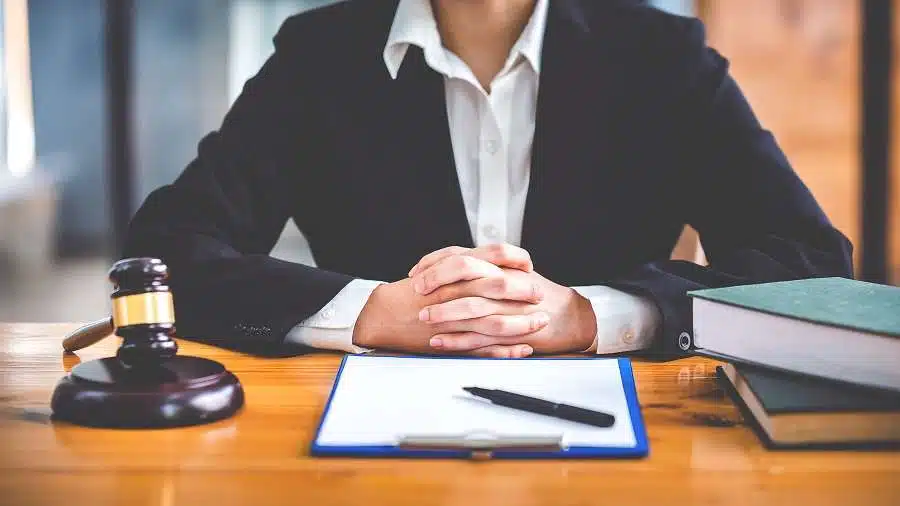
[688,277,900,392]
[717,363,900,448]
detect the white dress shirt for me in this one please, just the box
[286,0,661,354]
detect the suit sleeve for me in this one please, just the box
[604,19,855,358]
[121,23,354,351]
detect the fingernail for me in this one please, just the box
[430,337,443,347]
[408,265,417,277]
[522,345,534,356]
[414,279,425,294]
[418,308,430,322]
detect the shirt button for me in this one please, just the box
[483,224,500,240]
[622,330,635,344]
[484,140,498,155]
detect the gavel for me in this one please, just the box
[51,257,244,428]
[62,257,176,360]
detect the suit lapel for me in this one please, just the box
[354,41,474,254]
[352,0,642,272]
[522,0,634,278]
[391,47,475,249]
[318,1,473,279]
[348,0,473,252]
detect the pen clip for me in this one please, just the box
[397,430,565,460]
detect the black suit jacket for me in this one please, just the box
[122,0,854,357]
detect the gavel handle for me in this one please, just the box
[62,317,114,352]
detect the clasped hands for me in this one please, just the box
[352,244,597,358]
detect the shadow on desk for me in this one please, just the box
[175,335,315,358]
[174,335,692,362]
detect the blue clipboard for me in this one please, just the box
[310,356,649,460]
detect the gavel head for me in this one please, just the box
[108,257,178,368]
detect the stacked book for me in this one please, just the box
[687,277,900,449]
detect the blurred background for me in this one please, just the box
[0,0,896,323]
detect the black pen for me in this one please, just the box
[462,387,616,428]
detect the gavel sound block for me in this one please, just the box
[50,258,244,428]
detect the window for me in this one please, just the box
[1,0,36,177]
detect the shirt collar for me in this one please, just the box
[383,0,549,80]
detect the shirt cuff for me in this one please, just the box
[285,278,385,354]
[571,285,662,354]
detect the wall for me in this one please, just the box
[228,0,339,103]
[651,0,694,15]
[132,0,230,204]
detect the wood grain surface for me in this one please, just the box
[0,323,897,506]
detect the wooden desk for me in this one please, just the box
[1,323,897,506]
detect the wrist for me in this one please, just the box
[352,283,386,348]
[573,290,597,352]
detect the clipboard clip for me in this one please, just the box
[397,430,565,461]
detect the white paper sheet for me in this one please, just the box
[315,356,638,448]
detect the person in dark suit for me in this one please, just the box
[123,0,853,359]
